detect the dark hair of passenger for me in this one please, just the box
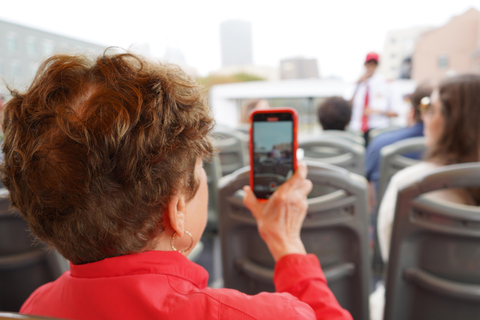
[410,82,434,123]
[1,50,215,264]
[426,74,480,203]
[317,96,352,131]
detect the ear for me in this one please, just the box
[166,194,187,237]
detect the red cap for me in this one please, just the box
[365,52,379,63]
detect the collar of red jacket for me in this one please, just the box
[69,250,209,289]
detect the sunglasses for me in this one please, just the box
[419,96,432,116]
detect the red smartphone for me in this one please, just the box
[249,108,298,200]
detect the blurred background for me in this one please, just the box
[0,0,479,131]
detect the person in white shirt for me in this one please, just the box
[350,52,398,145]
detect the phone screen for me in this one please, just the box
[251,111,295,199]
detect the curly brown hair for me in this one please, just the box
[1,50,215,264]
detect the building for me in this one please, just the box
[412,8,480,82]
[163,46,187,66]
[474,47,480,73]
[0,19,106,95]
[220,20,253,67]
[280,57,319,80]
[379,26,433,80]
[161,46,198,77]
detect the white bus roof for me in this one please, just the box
[209,78,417,128]
[209,79,347,100]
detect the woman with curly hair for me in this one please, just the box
[2,50,351,320]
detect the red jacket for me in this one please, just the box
[20,251,352,320]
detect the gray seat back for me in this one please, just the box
[0,194,68,312]
[321,130,365,145]
[299,136,365,176]
[203,155,222,233]
[377,137,426,203]
[384,162,480,320]
[212,130,249,176]
[218,161,370,320]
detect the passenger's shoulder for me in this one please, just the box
[369,131,401,151]
[19,279,57,313]
[392,162,437,184]
[402,161,437,174]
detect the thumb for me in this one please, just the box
[283,161,307,189]
[243,186,261,219]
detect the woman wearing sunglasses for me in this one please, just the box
[377,74,480,263]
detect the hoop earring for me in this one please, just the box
[170,231,194,253]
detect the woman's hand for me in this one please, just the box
[243,162,313,261]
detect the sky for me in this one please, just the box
[1,0,479,81]
[254,121,292,150]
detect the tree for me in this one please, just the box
[197,72,265,91]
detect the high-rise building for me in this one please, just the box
[163,46,187,66]
[0,19,106,96]
[220,20,253,67]
[162,46,197,77]
[280,57,319,80]
[379,26,433,80]
[412,8,480,82]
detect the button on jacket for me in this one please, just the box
[21,251,352,320]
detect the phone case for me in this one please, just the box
[249,108,298,200]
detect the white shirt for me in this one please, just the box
[377,161,478,262]
[377,162,437,262]
[349,73,392,132]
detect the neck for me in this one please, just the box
[150,228,178,253]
